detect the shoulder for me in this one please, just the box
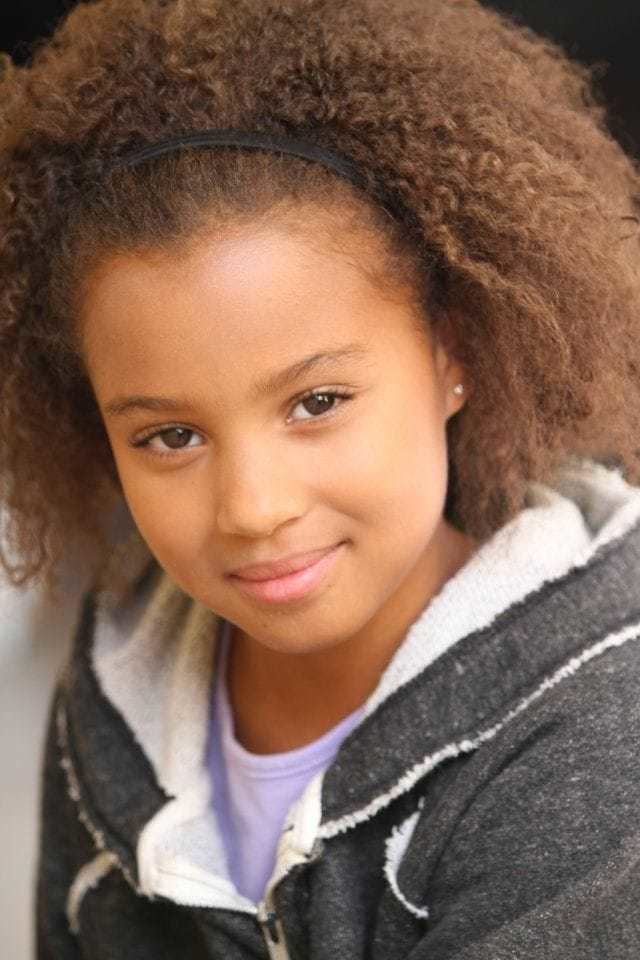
[406,627,640,955]
[517,616,640,766]
[469,620,640,812]
[430,623,640,889]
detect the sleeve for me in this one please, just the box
[406,653,640,959]
[35,687,84,960]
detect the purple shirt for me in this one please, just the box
[208,620,364,903]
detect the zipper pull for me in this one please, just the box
[258,899,290,960]
[263,911,280,944]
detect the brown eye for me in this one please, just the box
[289,389,351,422]
[133,425,204,454]
[302,393,336,416]
[158,427,195,449]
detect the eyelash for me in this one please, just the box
[130,388,354,457]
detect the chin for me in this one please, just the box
[235,608,363,656]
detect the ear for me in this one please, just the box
[431,320,469,420]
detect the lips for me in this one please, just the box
[228,543,344,605]
[227,544,341,582]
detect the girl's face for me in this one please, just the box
[81,207,468,655]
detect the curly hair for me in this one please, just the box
[1,0,640,587]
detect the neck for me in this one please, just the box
[227,521,476,754]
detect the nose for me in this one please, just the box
[214,442,308,539]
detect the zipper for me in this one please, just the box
[257,891,290,960]
[255,771,325,959]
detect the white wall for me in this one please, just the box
[0,580,80,959]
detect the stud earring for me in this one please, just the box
[453,383,464,396]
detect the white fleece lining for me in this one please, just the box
[93,577,217,798]
[136,770,255,912]
[161,600,218,793]
[318,617,640,840]
[149,856,256,912]
[383,799,429,920]
[67,851,118,934]
[261,771,325,902]
[365,460,640,715]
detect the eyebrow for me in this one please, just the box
[103,344,370,418]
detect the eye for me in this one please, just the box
[132,426,204,454]
[288,389,353,423]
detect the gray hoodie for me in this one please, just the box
[37,458,640,959]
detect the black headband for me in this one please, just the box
[117,128,419,230]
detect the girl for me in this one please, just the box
[2,0,640,957]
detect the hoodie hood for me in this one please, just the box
[58,457,640,915]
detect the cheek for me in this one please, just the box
[113,458,212,574]
[338,385,449,530]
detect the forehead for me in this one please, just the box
[80,218,422,399]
